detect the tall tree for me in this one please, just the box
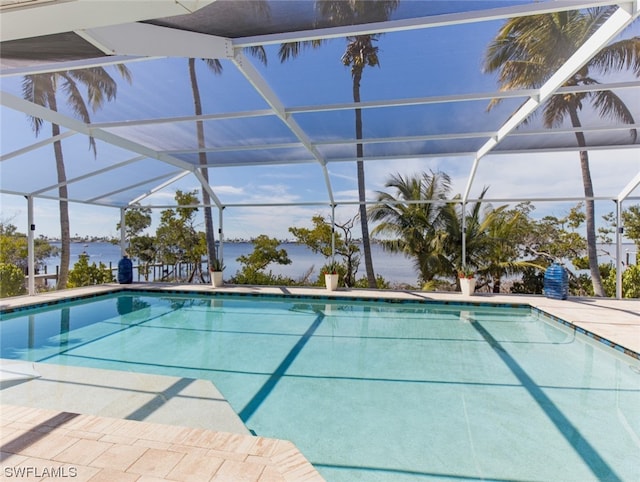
[189,58,222,272]
[369,171,452,284]
[22,66,131,289]
[280,0,399,288]
[188,42,267,271]
[0,222,58,272]
[479,203,540,293]
[621,205,640,253]
[342,31,379,288]
[155,190,206,281]
[289,214,361,286]
[484,7,640,296]
[436,187,504,277]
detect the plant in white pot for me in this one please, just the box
[323,261,340,292]
[210,258,225,288]
[458,267,476,296]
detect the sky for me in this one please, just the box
[1,6,639,242]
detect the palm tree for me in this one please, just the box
[436,187,500,277]
[280,0,399,288]
[484,7,640,296]
[22,66,131,289]
[369,170,452,284]
[434,188,543,292]
[342,32,380,288]
[189,58,222,274]
[189,46,267,274]
[479,205,541,293]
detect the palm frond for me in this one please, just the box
[22,75,54,136]
[590,37,640,77]
[590,90,637,142]
[115,63,133,84]
[203,58,223,74]
[59,73,96,155]
[70,68,118,111]
[278,40,323,62]
[246,46,268,66]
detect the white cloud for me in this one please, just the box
[214,185,245,196]
[3,147,637,240]
[223,204,326,239]
[328,169,356,183]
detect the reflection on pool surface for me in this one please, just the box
[2,291,639,481]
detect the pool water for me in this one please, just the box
[1,292,639,481]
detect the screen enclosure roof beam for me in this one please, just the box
[0,91,225,208]
[230,49,336,207]
[233,1,628,48]
[0,0,216,42]
[462,3,640,204]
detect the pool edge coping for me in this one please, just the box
[1,283,638,361]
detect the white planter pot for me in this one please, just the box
[211,271,223,288]
[459,277,476,296]
[325,273,339,291]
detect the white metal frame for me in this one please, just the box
[5,0,640,297]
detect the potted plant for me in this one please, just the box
[210,258,225,288]
[323,261,340,292]
[458,267,476,296]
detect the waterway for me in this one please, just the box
[45,241,419,286]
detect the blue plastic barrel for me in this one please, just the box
[543,263,568,300]
[117,256,133,284]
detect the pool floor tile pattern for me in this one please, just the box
[0,404,324,481]
[1,284,639,481]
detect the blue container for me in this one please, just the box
[117,256,133,284]
[544,263,568,300]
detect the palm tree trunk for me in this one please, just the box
[189,58,217,268]
[47,94,70,289]
[353,71,376,288]
[569,108,604,296]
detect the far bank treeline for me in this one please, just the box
[2,172,640,298]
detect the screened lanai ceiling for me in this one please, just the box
[1,0,639,216]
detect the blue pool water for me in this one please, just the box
[1,292,639,481]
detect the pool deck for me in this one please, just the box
[0,404,321,481]
[1,283,639,481]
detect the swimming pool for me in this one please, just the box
[1,291,639,481]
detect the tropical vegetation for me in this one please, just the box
[3,175,640,298]
[279,0,400,288]
[67,254,114,288]
[187,19,268,273]
[289,214,362,287]
[484,6,640,296]
[22,65,131,290]
[230,235,293,285]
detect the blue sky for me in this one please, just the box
[1,14,639,241]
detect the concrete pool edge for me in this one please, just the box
[2,282,639,360]
[0,363,325,480]
[0,403,324,481]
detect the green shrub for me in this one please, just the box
[511,267,545,294]
[0,263,27,297]
[68,254,114,288]
[604,264,640,298]
[353,274,390,289]
[229,269,296,286]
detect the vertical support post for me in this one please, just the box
[218,207,224,263]
[615,200,623,299]
[461,201,467,268]
[120,207,127,256]
[331,204,336,261]
[27,196,35,296]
